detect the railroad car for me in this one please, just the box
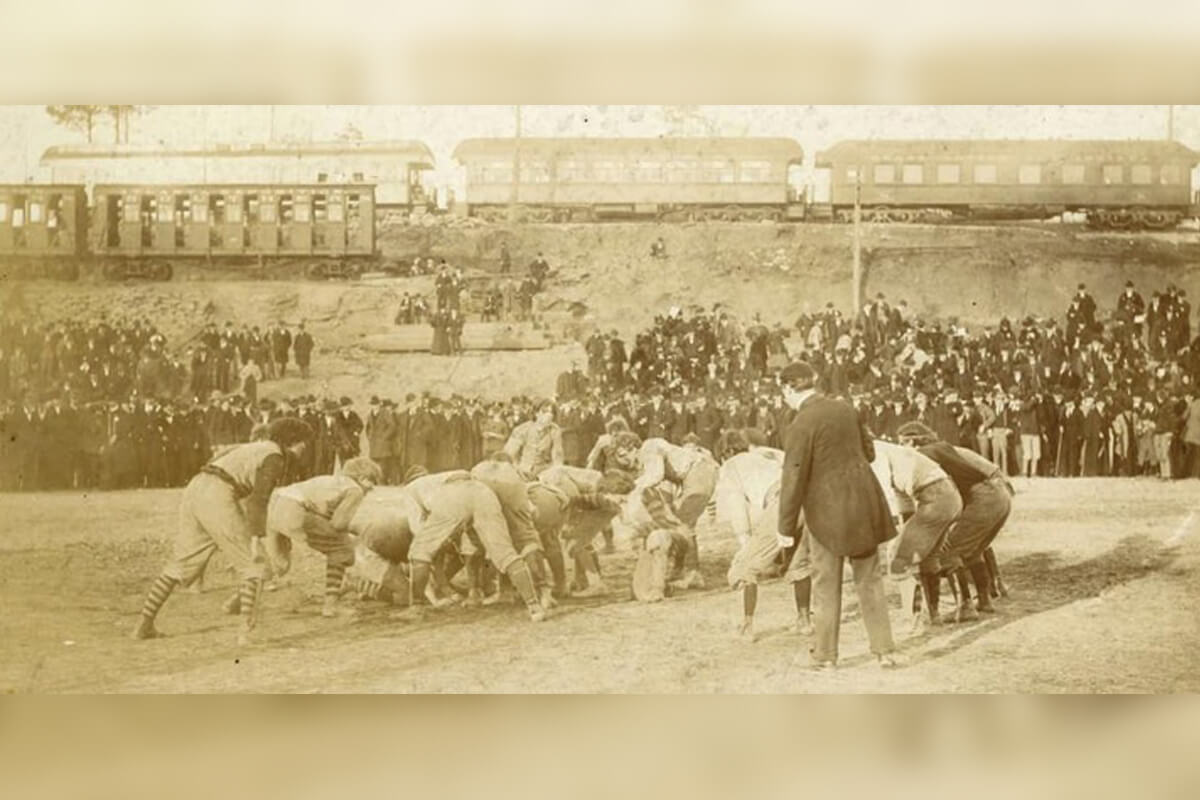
[40,140,434,209]
[452,137,806,222]
[0,184,87,279]
[813,139,1200,228]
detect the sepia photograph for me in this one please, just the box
[1,102,1198,694]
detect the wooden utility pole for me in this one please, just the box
[509,105,522,223]
[1167,105,1175,140]
[851,169,863,313]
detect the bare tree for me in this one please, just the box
[45,105,104,143]
[108,105,154,143]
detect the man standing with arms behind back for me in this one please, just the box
[777,361,901,671]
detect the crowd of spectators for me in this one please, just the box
[7,274,1200,494]
[0,315,316,491]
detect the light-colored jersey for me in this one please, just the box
[537,464,604,501]
[277,474,364,527]
[713,447,784,545]
[635,437,714,491]
[504,420,564,475]
[870,440,949,517]
[207,440,283,495]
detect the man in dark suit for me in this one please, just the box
[777,361,900,670]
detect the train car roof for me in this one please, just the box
[41,140,435,168]
[816,139,1200,165]
[452,137,804,161]
[92,183,377,191]
[0,183,87,191]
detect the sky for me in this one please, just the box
[1,105,1195,193]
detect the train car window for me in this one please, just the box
[485,161,514,184]
[706,160,735,183]
[0,200,8,223]
[353,172,364,182]
[328,195,345,222]
[1062,164,1086,184]
[347,194,361,221]
[28,201,42,224]
[280,194,295,222]
[157,197,173,223]
[936,164,960,183]
[635,161,662,182]
[973,165,997,184]
[294,196,311,223]
[261,197,278,224]
[209,195,224,223]
[1018,165,1041,184]
[1130,165,1152,185]
[902,164,924,184]
[317,172,328,183]
[1161,165,1182,184]
[593,161,621,183]
[313,194,328,222]
[245,195,260,223]
[739,161,771,183]
[520,163,551,183]
[226,195,242,224]
[11,195,25,226]
[47,195,62,228]
[1103,165,1123,184]
[873,164,895,184]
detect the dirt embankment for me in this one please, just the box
[5,221,1200,402]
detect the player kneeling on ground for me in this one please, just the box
[898,422,1013,621]
[533,465,633,598]
[626,434,719,600]
[870,439,962,633]
[130,417,313,645]
[254,456,382,618]
[714,430,816,642]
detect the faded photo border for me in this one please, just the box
[3,1,1200,798]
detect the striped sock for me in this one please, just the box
[326,562,347,601]
[239,577,261,628]
[140,575,179,621]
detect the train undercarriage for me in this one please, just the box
[467,203,790,224]
[829,204,1192,230]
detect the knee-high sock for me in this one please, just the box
[326,560,347,601]
[920,572,940,620]
[982,548,1002,596]
[543,543,567,594]
[505,559,541,610]
[968,560,995,610]
[743,583,758,618]
[793,576,811,616]
[523,551,547,589]
[409,561,432,606]
[240,577,262,630]
[140,574,179,621]
[954,568,973,605]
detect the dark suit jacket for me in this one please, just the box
[778,393,897,558]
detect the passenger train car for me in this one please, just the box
[812,139,1200,228]
[452,138,807,222]
[40,140,434,208]
[0,181,376,280]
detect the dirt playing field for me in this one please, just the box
[1,476,1197,693]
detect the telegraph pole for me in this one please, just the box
[509,105,522,223]
[851,169,863,314]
